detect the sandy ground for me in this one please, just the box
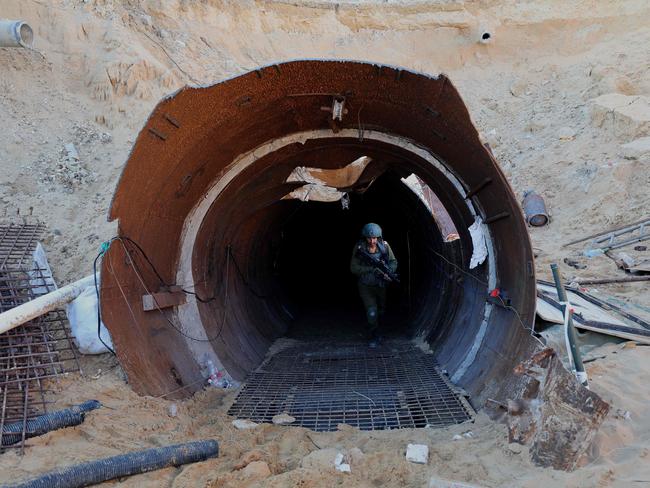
[1,341,649,487]
[1,0,650,486]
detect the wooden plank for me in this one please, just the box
[573,322,650,345]
[628,259,650,275]
[536,290,650,344]
[537,284,627,326]
[536,297,563,324]
[142,291,186,311]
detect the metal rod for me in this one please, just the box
[484,211,510,224]
[574,275,650,285]
[465,177,492,200]
[593,223,647,244]
[602,233,650,251]
[562,217,650,248]
[550,264,588,387]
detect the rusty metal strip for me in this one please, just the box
[148,128,168,141]
[484,211,510,224]
[163,114,181,129]
[465,177,493,200]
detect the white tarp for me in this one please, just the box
[401,174,434,214]
[281,184,345,203]
[285,156,371,188]
[67,286,114,354]
[468,217,488,269]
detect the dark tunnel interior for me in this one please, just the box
[194,162,468,379]
[274,172,456,340]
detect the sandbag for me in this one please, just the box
[66,286,113,354]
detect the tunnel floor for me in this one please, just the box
[227,339,475,431]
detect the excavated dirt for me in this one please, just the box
[1,343,649,487]
[1,1,650,486]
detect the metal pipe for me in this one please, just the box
[561,217,650,248]
[550,264,588,387]
[574,275,650,285]
[522,190,549,227]
[0,21,34,48]
[0,274,95,335]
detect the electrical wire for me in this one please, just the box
[93,249,116,356]
[119,239,231,343]
[426,245,489,287]
[425,244,545,346]
[117,236,218,303]
[95,234,541,348]
[228,248,271,300]
[94,237,232,344]
[120,235,270,302]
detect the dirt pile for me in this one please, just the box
[1,341,649,487]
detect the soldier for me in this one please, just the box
[350,223,398,346]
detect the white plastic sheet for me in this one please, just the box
[468,217,488,269]
[67,286,114,354]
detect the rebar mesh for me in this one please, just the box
[0,222,80,452]
[228,340,474,431]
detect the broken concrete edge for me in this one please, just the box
[506,348,610,471]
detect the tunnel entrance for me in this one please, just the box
[101,60,538,415]
[275,170,450,341]
[221,167,476,431]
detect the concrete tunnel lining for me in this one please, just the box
[101,60,538,407]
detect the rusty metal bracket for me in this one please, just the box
[431,129,446,140]
[142,291,187,312]
[484,211,510,224]
[164,114,181,129]
[235,95,252,107]
[148,128,167,141]
[424,106,440,118]
[465,177,493,199]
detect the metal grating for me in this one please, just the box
[0,222,81,452]
[228,340,474,431]
[0,222,46,269]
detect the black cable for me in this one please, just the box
[118,237,218,303]
[228,249,271,300]
[96,238,231,343]
[122,243,232,343]
[118,236,168,286]
[426,244,489,287]
[121,235,271,302]
[424,244,541,340]
[93,249,116,356]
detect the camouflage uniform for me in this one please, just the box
[350,239,398,337]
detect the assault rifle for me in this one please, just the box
[356,246,400,283]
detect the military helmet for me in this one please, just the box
[361,222,382,238]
